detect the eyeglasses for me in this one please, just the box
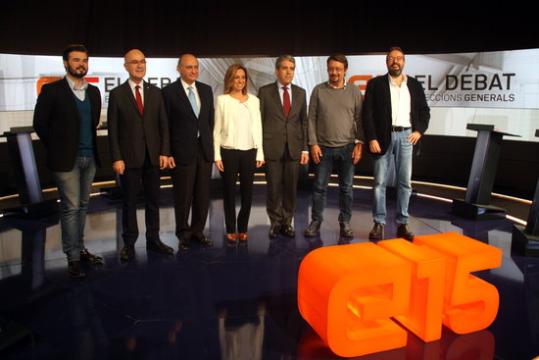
[126,59,146,65]
[387,56,404,62]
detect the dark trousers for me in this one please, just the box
[220,148,256,233]
[172,141,212,240]
[265,145,299,227]
[120,151,161,245]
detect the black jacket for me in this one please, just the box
[33,78,102,171]
[161,80,214,164]
[363,74,430,155]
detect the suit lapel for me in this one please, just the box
[271,82,286,121]
[383,74,392,117]
[289,84,301,119]
[61,78,81,123]
[122,81,141,118]
[142,81,150,118]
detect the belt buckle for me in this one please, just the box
[392,126,403,132]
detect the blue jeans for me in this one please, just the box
[311,143,355,223]
[53,156,96,261]
[372,129,413,225]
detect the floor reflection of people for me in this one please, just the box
[218,300,265,360]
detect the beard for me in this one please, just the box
[389,65,402,77]
[66,64,87,78]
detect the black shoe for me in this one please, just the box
[339,222,354,238]
[280,224,296,238]
[397,224,414,241]
[120,246,135,262]
[68,261,86,279]
[146,239,174,255]
[80,248,104,265]
[194,235,213,248]
[177,233,191,251]
[269,224,280,238]
[178,240,191,251]
[369,223,384,241]
[304,220,321,237]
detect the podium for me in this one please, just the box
[452,124,519,220]
[512,129,539,256]
[2,127,57,217]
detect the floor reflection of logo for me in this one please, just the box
[297,232,502,357]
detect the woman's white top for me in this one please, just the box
[213,93,264,161]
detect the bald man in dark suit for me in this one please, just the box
[162,54,214,250]
[108,49,173,261]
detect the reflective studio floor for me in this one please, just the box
[0,182,538,360]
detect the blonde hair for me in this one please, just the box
[224,63,248,95]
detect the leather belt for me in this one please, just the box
[391,126,411,132]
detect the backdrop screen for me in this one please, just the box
[1,49,538,141]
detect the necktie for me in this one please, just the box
[135,85,144,116]
[282,86,291,118]
[188,86,199,117]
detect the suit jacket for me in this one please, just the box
[33,78,102,172]
[107,81,170,168]
[258,82,308,161]
[363,74,430,155]
[162,79,214,164]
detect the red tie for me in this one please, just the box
[282,86,291,118]
[135,85,144,116]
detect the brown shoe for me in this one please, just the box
[397,224,414,241]
[225,233,238,242]
[80,248,104,265]
[238,232,248,241]
[368,223,384,241]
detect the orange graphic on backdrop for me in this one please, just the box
[297,232,502,357]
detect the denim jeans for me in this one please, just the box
[53,156,96,261]
[372,129,413,225]
[311,143,355,223]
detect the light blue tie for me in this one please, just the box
[188,86,199,117]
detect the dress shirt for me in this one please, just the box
[128,79,144,105]
[66,75,88,101]
[389,74,412,127]
[277,82,292,107]
[181,78,201,111]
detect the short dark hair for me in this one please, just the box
[327,54,348,69]
[387,46,405,56]
[62,44,88,61]
[275,55,295,69]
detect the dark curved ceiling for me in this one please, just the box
[1,0,536,57]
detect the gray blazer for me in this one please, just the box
[258,82,308,161]
[107,81,170,168]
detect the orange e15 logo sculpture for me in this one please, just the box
[297,232,502,357]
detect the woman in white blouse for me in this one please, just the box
[214,64,264,243]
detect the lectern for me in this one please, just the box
[511,129,539,256]
[2,127,57,217]
[452,124,519,219]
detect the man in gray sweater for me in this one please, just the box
[304,54,364,238]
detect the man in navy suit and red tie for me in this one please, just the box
[162,54,215,250]
[258,55,309,238]
[107,49,173,261]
